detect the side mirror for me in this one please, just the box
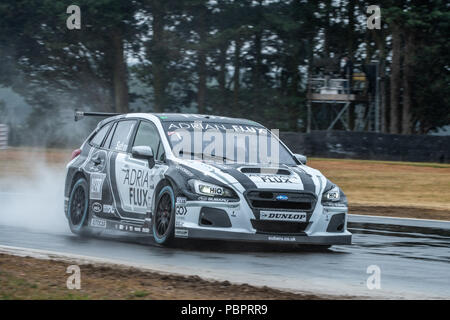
[132,146,155,168]
[294,153,307,165]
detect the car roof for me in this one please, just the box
[96,112,263,129]
[152,113,262,126]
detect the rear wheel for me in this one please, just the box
[152,185,176,246]
[68,178,89,235]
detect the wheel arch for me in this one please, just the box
[71,170,89,191]
[152,178,176,214]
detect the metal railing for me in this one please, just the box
[308,77,351,94]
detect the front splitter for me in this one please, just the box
[176,227,352,245]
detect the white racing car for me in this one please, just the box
[64,112,351,248]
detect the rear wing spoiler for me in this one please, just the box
[74,110,121,122]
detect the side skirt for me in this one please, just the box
[88,216,152,235]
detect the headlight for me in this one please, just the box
[323,186,340,202]
[321,181,347,207]
[189,179,235,198]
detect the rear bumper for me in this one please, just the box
[175,227,352,245]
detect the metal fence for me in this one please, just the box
[0,124,9,149]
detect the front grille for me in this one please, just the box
[250,200,312,210]
[245,190,316,214]
[245,190,316,234]
[251,220,309,235]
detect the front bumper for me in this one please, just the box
[174,199,352,245]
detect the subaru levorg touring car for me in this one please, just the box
[64,112,351,247]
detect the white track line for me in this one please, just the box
[349,214,450,223]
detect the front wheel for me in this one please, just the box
[152,185,176,246]
[68,178,89,235]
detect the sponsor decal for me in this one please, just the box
[268,236,296,242]
[260,175,292,183]
[176,206,187,216]
[90,173,106,200]
[113,223,150,233]
[92,202,102,213]
[115,141,128,152]
[103,204,115,214]
[175,220,184,227]
[260,211,307,222]
[122,168,150,207]
[197,196,233,202]
[175,228,189,238]
[90,218,106,228]
[175,200,187,226]
[246,174,298,184]
[176,197,187,204]
[167,122,268,134]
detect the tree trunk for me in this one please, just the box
[111,29,129,114]
[380,59,387,133]
[252,28,262,118]
[233,36,241,115]
[401,33,414,134]
[218,42,227,114]
[288,58,300,131]
[196,6,207,114]
[347,0,356,130]
[251,0,263,118]
[151,2,165,113]
[347,0,356,57]
[373,29,387,133]
[323,0,332,57]
[389,25,402,134]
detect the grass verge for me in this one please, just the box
[0,253,329,300]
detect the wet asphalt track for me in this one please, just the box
[0,193,449,299]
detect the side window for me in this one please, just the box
[90,123,111,147]
[133,121,164,161]
[103,122,117,149]
[110,120,136,152]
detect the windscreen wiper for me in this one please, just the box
[178,151,233,162]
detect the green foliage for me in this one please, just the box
[0,0,448,147]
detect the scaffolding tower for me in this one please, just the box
[306,61,380,133]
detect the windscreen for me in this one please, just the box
[162,121,296,166]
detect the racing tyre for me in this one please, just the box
[68,177,89,235]
[152,185,176,246]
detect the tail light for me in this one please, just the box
[71,149,82,160]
